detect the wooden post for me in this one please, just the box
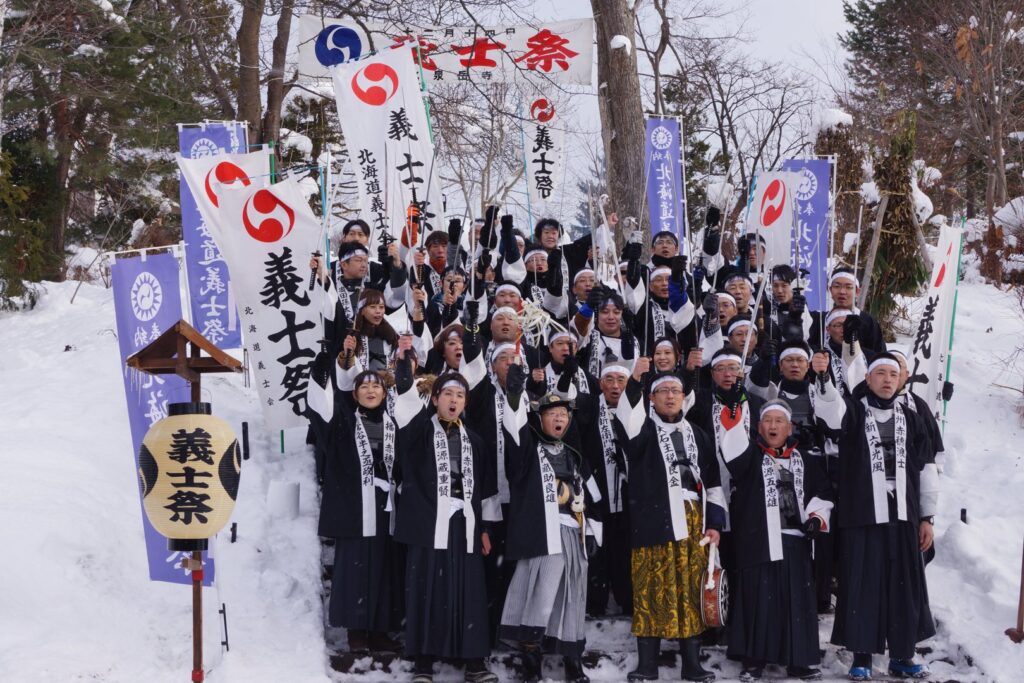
[858,194,890,310]
[1007,537,1024,643]
[189,551,205,681]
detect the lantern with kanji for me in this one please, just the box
[138,402,241,551]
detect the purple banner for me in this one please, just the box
[644,117,687,246]
[781,158,832,311]
[178,122,247,349]
[112,251,215,585]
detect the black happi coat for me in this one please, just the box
[812,379,933,528]
[575,391,629,517]
[723,439,833,570]
[809,309,886,356]
[391,382,498,553]
[616,378,727,548]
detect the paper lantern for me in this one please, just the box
[138,402,241,551]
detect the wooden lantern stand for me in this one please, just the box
[126,320,243,682]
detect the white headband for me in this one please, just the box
[717,292,737,306]
[340,247,369,262]
[439,379,466,392]
[492,306,518,319]
[655,339,675,352]
[489,342,517,363]
[573,268,595,284]
[524,249,547,262]
[549,331,573,345]
[868,357,900,373]
[830,271,859,287]
[711,353,743,368]
[727,319,752,334]
[601,364,629,378]
[761,403,792,420]
[889,348,908,362]
[779,347,810,362]
[825,309,853,327]
[495,283,521,297]
[650,375,683,391]
[447,330,461,340]
[651,267,671,279]
[725,274,751,287]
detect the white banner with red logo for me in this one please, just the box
[747,171,800,269]
[298,15,594,86]
[212,178,324,430]
[908,224,963,420]
[329,47,442,250]
[176,148,274,242]
[523,94,565,213]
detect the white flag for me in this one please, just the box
[329,46,443,251]
[298,15,594,86]
[908,224,963,420]
[523,94,565,213]
[177,149,273,236]
[213,178,324,430]
[747,171,800,269]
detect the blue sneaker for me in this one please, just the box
[888,659,930,678]
[848,665,872,681]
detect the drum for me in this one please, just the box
[700,543,729,628]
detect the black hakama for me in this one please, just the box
[404,511,491,660]
[727,534,820,668]
[329,488,405,632]
[831,503,935,659]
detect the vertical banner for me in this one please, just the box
[644,118,686,246]
[111,251,215,585]
[747,170,800,272]
[781,158,833,310]
[213,177,324,430]
[908,225,963,420]
[178,122,248,348]
[329,47,443,250]
[524,94,565,216]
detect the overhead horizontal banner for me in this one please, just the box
[523,94,565,214]
[644,117,686,248]
[908,224,963,421]
[747,170,800,270]
[780,158,832,311]
[213,177,324,430]
[329,46,443,248]
[178,122,249,348]
[298,14,594,85]
[111,250,214,585]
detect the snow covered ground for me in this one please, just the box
[1,278,1022,682]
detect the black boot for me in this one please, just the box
[627,637,660,681]
[679,636,715,682]
[463,658,498,683]
[564,655,590,683]
[412,655,434,683]
[347,628,369,653]
[519,645,543,683]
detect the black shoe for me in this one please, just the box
[464,660,498,683]
[368,631,401,653]
[519,647,543,683]
[564,655,591,683]
[347,628,369,653]
[679,636,715,682]
[787,666,823,681]
[627,637,660,681]
[412,655,434,683]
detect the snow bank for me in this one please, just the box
[279,128,314,160]
[72,44,105,58]
[995,197,1024,232]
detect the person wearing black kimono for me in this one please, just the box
[807,268,886,356]
[313,369,404,653]
[392,341,500,683]
[500,388,603,683]
[810,351,937,681]
[616,358,726,682]
[719,399,834,681]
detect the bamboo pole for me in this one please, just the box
[857,194,890,310]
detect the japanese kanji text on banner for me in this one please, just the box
[644,117,687,248]
[298,15,594,85]
[329,47,442,249]
[780,158,832,311]
[524,94,565,213]
[212,177,325,431]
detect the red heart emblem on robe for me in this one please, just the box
[720,404,743,430]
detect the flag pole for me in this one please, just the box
[941,218,966,435]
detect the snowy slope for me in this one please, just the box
[1,279,1022,682]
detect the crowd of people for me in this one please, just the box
[302,206,943,683]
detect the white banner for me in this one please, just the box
[299,15,594,86]
[908,224,963,420]
[177,148,273,238]
[523,94,565,214]
[213,178,324,430]
[747,171,800,269]
[329,47,443,249]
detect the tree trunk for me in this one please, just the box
[590,0,648,244]
[236,0,265,137]
[260,0,295,146]
[858,194,889,309]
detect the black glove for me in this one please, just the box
[764,338,778,362]
[670,255,688,284]
[547,248,564,295]
[311,351,332,389]
[842,314,861,344]
[477,250,492,275]
[719,382,744,411]
[790,292,807,318]
[466,299,480,327]
[942,381,954,401]
[702,226,721,256]
[705,206,721,228]
[505,362,527,399]
[561,354,579,378]
[377,243,390,267]
[499,214,517,262]
[702,291,718,318]
[802,516,824,539]
[585,285,605,313]
[447,217,463,244]
[623,241,642,263]
[737,234,752,273]
[620,330,636,360]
